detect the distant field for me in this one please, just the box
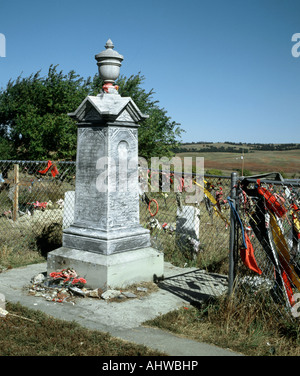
[176,147,300,177]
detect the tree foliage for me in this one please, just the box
[0,66,91,160]
[0,65,183,160]
[117,74,183,159]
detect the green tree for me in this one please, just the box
[0,136,14,159]
[0,65,91,160]
[0,66,183,160]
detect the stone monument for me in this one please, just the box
[47,39,164,289]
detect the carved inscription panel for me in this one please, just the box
[74,127,107,225]
[74,126,140,230]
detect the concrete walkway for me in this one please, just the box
[0,262,242,356]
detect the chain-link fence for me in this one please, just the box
[2,159,300,318]
[5,160,300,316]
[228,172,300,319]
[139,172,231,275]
[0,160,76,258]
[0,160,232,275]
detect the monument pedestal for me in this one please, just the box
[47,247,164,289]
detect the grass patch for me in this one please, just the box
[0,245,45,269]
[144,292,300,356]
[176,148,300,176]
[139,190,230,273]
[0,209,63,266]
[0,302,166,356]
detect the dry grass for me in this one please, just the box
[145,291,300,356]
[0,302,166,356]
[177,149,300,176]
[0,208,63,267]
[0,245,44,269]
[2,278,300,356]
[140,190,230,273]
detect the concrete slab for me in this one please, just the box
[0,262,242,356]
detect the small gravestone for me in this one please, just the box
[176,206,200,257]
[63,191,75,229]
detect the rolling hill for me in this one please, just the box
[175,142,300,177]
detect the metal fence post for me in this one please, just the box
[228,171,237,295]
[13,163,19,222]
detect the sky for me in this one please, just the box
[0,0,300,144]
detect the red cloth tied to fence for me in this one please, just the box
[281,269,295,306]
[38,160,59,177]
[240,231,262,275]
[256,179,287,218]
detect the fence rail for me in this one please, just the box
[0,160,299,318]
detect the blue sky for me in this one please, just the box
[0,0,300,144]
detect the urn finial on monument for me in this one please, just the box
[95,39,124,93]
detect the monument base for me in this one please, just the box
[47,247,164,289]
